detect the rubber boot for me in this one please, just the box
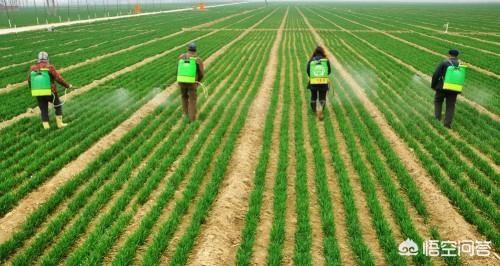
[42,122,50,129]
[317,109,324,121]
[55,116,67,128]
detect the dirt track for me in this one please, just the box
[300,9,499,266]
[188,8,288,265]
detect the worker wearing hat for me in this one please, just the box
[28,51,73,129]
[431,49,461,128]
[177,42,204,122]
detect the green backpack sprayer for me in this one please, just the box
[30,68,68,107]
[176,56,208,96]
[30,69,52,96]
[309,59,330,85]
[443,60,466,93]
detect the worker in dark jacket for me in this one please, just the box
[431,49,461,128]
[177,43,204,122]
[307,46,332,121]
[28,51,72,129]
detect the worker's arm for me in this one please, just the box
[27,70,32,89]
[196,58,204,82]
[306,60,311,77]
[48,65,71,88]
[431,61,445,90]
[327,60,332,75]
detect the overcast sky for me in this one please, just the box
[17,0,500,6]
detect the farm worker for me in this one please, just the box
[28,51,73,129]
[306,46,332,121]
[177,42,204,122]
[431,49,465,129]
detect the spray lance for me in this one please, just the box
[196,81,208,98]
[53,84,74,108]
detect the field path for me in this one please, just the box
[0,8,260,95]
[338,39,499,175]
[0,2,248,35]
[330,12,500,79]
[345,11,500,57]
[299,8,499,266]
[187,8,288,265]
[315,13,499,123]
[0,9,279,245]
[0,30,220,130]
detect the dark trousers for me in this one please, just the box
[310,86,328,112]
[181,87,197,121]
[37,94,62,122]
[434,90,458,128]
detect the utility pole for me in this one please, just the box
[1,0,12,28]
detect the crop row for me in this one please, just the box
[0,21,277,263]
[0,8,258,87]
[333,11,499,73]
[327,31,500,191]
[301,9,470,264]
[333,10,500,77]
[316,26,500,248]
[322,4,499,36]
[0,4,193,28]
[331,9,500,54]
[0,27,243,217]
[304,8,500,163]
[0,6,248,67]
[338,31,499,167]
[308,7,500,114]
[0,7,274,122]
[0,11,231,88]
[0,28,236,121]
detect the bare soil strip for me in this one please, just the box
[317,125,356,266]
[283,92,297,266]
[188,9,288,265]
[302,116,326,266]
[103,74,235,265]
[330,109,386,265]
[184,28,413,33]
[404,22,500,46]
[300,10,499,266]
[339,39,499,175]
[294,65,328,265]
[158,45,271,264]
[0,31,154,73]
[0,12,274,244]
[334,85,427,265]
[332,13,500,79]
[345,11,500,57]
[413,31,500,57]
[0,8,260,95]
[282,41,297,266]
[348,10,500,46]
[0,31,219,130]
[0,2,248,35]
[338,97,408,242]
[317,14,499,122]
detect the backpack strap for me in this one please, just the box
[448,59,459,68]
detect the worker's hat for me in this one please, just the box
[38,51,49,62]
[188,43,197,52]
[448,49,459,56]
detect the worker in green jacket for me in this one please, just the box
[177,43,204,122]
